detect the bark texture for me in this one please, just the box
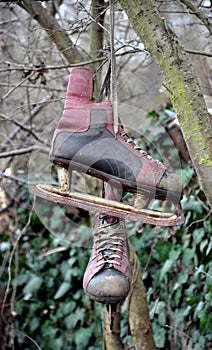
[119,0,212,207]
[127,242,156,350]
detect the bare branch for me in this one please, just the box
[0,145,49,158]
[1,94,53,151]
[179,0,212,34]
[0,170,29,185]
[184,48,212,56]
[0,71,35,102]
[0,48,144,73]
[0,28,28,48]
[18,0,83,64]
[0,113,46,144]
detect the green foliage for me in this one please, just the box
[128,112,212,349]
[125,109,212,349]
[9,233,103,350]
[1,108,211,349]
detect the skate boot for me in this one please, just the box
[49,67,182,204]
[83,183,131,303]
[33,67,184,226]
[83,214,131,303]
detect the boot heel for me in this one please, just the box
[57,166,71,192]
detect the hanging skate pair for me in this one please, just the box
[32,67,184,310]
[33,67,184,226]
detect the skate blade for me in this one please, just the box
[32,184,185,226]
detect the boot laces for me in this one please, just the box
[94,216,127,268]
[119,129,161,166]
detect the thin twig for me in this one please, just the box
[179,0,212,34]
[0,71,35,101]
[0,94,53,151]
[186,210,212,231]
[2,210,33,347]
[0,28,28,48]
[0,83,65,92]
[0,170,42,185]
[0,145,49,158]
[185,48,212,57]
[13,331,42,350]
[0,113,46,144]
[78,1,110,34]
[0,49,144,73]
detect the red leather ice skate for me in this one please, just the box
[83,213,131,303]
[33,67,184,226]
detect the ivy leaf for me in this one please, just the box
[193,228,205,245]
[75,326,94,349]
[169,248,181,261]
[23,275,43,298]
[54,282,71,299]
[198,310,212,333]
[181,166,194,187]
[160,259,173,281]
[64,308,85,329]
[206,237,212,256]
[200,239,208,253]
[173,271,188,291]
[182,248,195,267]
[152,323,166,348]
[182,195,203,213]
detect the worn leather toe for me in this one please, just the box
[86,268,130,303]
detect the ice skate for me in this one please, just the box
[83,183,132,304]
[83,214,131,303]
[33,67,184,226]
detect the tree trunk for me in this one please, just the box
[127,242,156,350]
[119,0,212,207]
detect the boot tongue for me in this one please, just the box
[65,67,93,106]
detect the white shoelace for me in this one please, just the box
[94,218,126,268]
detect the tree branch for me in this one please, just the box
[1,94,53,152]
[184,48,212,57]
[0,145,49,158]
[127,242,156,350]
[179,0,212,34]
[0,71,35,102]
[18,0,83,64]
[0,113,46,144]
[1,49,143,73]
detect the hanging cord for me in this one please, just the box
[109,0,119,135]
